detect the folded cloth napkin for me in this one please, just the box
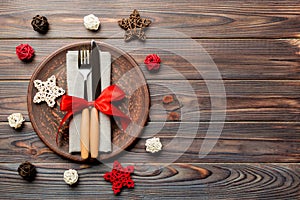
[66,50,111,153]
[99,52,112,152]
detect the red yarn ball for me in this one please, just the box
[16,44,35,62]
[144,54,161,72]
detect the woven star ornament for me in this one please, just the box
[33,75,65,107]
[118,9,151,41]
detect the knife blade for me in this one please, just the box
[89,40,101,158]
[91,40,101,99]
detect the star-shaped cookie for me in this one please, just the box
[118,9,151,41]
[33,75,65,107]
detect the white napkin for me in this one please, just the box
[66,50,111,153]
[99,52,112,152]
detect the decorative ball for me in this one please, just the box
[144,54,161,72]
[145,137,162,153]
[15,44,35,62]
[31,15,49,34]
[83,14,100,31]
[63,169,78,185]
[18,161,37,181]
[8,113,25,129]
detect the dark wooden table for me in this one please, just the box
[1,1,300,199]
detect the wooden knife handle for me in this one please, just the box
[90,107,99,158]
[80,108,90,159]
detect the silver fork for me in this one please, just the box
[78,49,91,159]
[79,49,91,100]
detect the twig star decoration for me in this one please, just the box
[33,75,65,107]
[118,9,151,41]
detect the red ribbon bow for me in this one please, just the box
[57,85,130,144]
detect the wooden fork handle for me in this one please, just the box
[80,108,90,159]
[90,107,99,158]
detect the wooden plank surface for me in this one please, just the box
[1,0,300,39]
[1,80,299,122]
[0,39,299,80]
[0,0,300,199]
[0,163,299,199]
[1,122,300,163]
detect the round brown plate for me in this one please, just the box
[27,41,149,162]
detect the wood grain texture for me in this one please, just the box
[1,0,300,39]
[0,39,299,80]
[1,0,300,198]
[0,163,299,199]
[149,80,300,122]
[1,122,299,163]
[1,80,300,122]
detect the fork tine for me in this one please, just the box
[85,50,88,64]
[79,50,83,66]
[84,50,87,64]
[86,50,90,64]
[81,50,84,65]
[83,50,86,65]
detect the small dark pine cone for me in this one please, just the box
[31,15,49,34]
[18,161,37,181]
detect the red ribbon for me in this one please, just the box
[57,85,130,144]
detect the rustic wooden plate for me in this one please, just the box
[27,41,149,162]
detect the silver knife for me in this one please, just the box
[89,40,101,158]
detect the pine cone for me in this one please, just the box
[18,161,37,181]
[31,15,49,34]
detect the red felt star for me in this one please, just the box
[104,161,134,195]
